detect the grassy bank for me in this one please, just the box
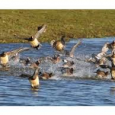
[0,10,115,43]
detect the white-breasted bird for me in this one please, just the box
[25,24,46,50]
[0,47,30,67]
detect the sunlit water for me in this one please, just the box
[0,38,115,106]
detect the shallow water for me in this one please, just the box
[0,37,115,106]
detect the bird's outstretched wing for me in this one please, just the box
[5,47,30,56]
[101,42,109,53]
[69,40,82,56]
[33,24,47,39]
[24,24,46,41]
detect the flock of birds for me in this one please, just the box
[0,24,115,89]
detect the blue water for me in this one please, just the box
[0,37,115,106]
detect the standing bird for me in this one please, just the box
[65,40,82,58]
[50,35,65,51]
[28,69,39,88]
[25,24,46,50]
[0,47,30,67]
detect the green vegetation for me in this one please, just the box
[0,10,115,43]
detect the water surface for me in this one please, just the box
[0,37,115,106]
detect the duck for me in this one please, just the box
[0,52,9,67]
[99,64,115,80]
[101,41,115,54]
[0,47,30,67]
[86,52,107,67]
[94,69,109,79]
[65,40,82,58]
[49,54,61,64]
[39,72,53,80]
[28,69,39,88]
[50,35,65,51]
[29,60,41,69]
[86,41,115,65]
[24,24,46,50]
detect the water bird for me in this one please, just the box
[0,47,30,67]
[86,52,107,67]
[99,65,115,80]
[39,72,53,80]
[65,40,82,58]
[24,24,46,50]
[29,60,41,69]
[50,35,65,51]
[101,41,115,54]
[28,69,39,88]
[48,54,61,64]
[86,41,115,66]
[94,69,109,79]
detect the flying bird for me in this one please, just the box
[50,35,65,51]
[0,47,30,67]
[25,24,46,50]
[65,40,82,58]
